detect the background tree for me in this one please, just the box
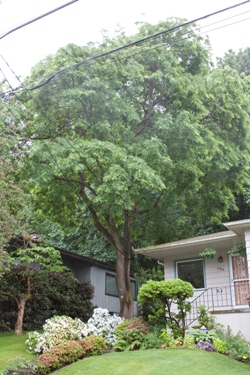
[216,46,250,223]
[217,47,250,76]
[0,246,68,335]
[16,19,250,318]
[0,89,28,266]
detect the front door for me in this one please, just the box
[230,254,249,306]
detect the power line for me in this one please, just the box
[10,7,250,95]
[0,0,79,40]
[1,0,250,98]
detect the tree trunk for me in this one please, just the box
[78,177,134,319]
[110,212,134,319]
[15,294,27,335]
[116,246,134,319]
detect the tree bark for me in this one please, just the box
[107,213,134,319]
[15,294,27,335]
[75,172,134,318]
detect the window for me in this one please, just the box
[105,273,137,300]
[176,259,205,289]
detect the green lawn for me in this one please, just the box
[0,332,36,372]
[1,334,250,375]
[54,349,250,375]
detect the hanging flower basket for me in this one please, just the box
[228,242,246,256]
[199,248,217,259]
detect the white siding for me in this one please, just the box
[164,247,230,289]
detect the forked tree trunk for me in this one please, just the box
[15,294,27,335]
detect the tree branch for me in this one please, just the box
[0,291,19,306]
[54,175,97,196]
[78,172,116,248]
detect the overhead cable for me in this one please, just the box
[0,0,79,40]
[0,0,250,98]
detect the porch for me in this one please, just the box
[186,281,250,340]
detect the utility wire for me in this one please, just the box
[0,0,79,40]
[11,7,250,92]
[1,0,250,98]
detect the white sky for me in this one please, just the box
[0,0,250,85]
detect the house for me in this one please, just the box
[60,249,138,316]
[134,219,250,340]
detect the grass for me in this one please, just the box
[54,349,250,375]
[0,334,250,375]
[0,332,36,372]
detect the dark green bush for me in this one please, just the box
[141,330,163,349]
[0,268,94,330]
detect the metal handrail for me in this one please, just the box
[185,281,250,326]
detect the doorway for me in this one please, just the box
[230,254,249,306]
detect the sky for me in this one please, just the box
[0,0,250,85]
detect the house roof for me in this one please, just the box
[59,249,117,272]
[134,230,239,261]
[59,248,136,277]
[134,218,250,261]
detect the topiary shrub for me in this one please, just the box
[138,279,194,339]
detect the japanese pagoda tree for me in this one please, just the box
[16,19,250,318]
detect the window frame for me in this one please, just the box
[105,272,137,300]
[175,257,206,290]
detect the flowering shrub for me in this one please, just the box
[37,341,83,374]
[26,308,124,353]
[86,307,124,346]
[26,315,86,353]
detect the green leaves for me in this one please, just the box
[9,19,250,312]
[12,246,69,274]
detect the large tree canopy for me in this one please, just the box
[0,90,28,261]
[17,19,250,317]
